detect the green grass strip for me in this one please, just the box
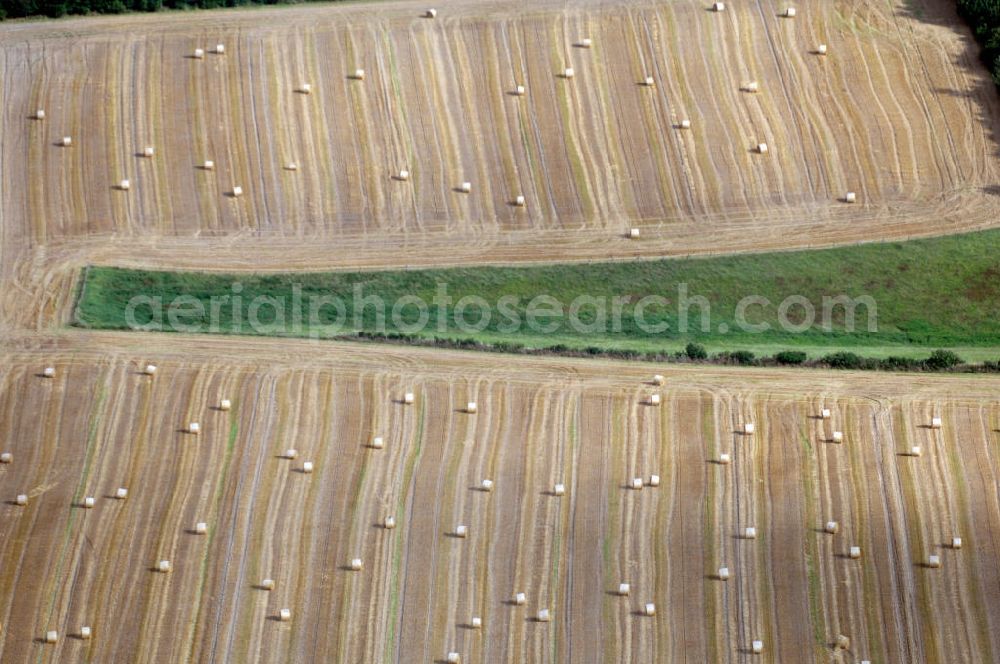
[75,229,1000,354]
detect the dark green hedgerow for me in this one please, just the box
[958,0,1000,86]
[353,332,997,372]
[0,0,347,21]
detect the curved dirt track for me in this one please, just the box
[0,338,999,663]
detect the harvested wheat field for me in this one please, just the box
[2,0,1000,662]
[0,336,999,663]
[1,0,1000,281]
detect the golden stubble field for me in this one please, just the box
[1,0,1000,334]
[0,335,999,663]
[1,0,1000,661]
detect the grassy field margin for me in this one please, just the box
[73,229,1000,370]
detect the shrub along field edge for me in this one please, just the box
[958,0,1000,86]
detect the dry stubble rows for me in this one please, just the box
[0,346,998,662]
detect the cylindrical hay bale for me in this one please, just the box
[952,537,963,549]
[231,186,243,198]
[836,635,850,650]
[45,631,59,644]
[43,367,56,377]
[261,578,275,590]
[652,374,666,386]
[563,67,575,79]
[537,609,551,622]
[817,44,828,55]
[849,546,861,559]
[143,146,155,158]
[285,448,298,459]
[119,179,131,191]
[680,119,692,129]
[514,592,526,605]
[84,496,95,508]
[397,170,410,182]
[384,516,396,529]
[928,555,941,568]
[425,8,437,18]
[649,394,661,406]
[466,402,477,413]
[718,567,730,580]
[460,182,472,193]
[514,195,526,206]
[215,44,225,54]
[644,76,655,87]
[481,479,494,491]
[514,84,526,96]
[845,191,857,203]
[744,81,759,93]
[158,560,172,573]
[403,392,415,404]
[447,654,460,664]
[0,452,11,464]
[35,109,46,120]
[279,608,291,622]
[285,163,298,171]
[353,69,366,80]
[471,617,482,628]
[193,48,205,59]
[744,423,756,435]
[784,7,796,17]
[821,408,831,419]
[80,626,92,640]
[553,483,566,496]
[931,417,942,429]
[618,583,630,596]
[631,478,644,491]
[644,603,656,616]
[825,521,839,534]
[745,527,757,539]
[188,422,200,435]
[579,38,592,48]
[16,494,28,506]
[302,461,314,474]
[371,437,384,450]
[649,474,660,487]
[629,228,640,239]
[719,453,731,464]
[757,143,769,154]
[195,522,208,534]
[61,136,72,147]
[713,1,725,10]
[220,399,232,411]
[299,83,312,94]
[350,558,363,571]
[752,640,763,654]
[115,487,128,499]
[203,160,215,170]
[911,446,922,457]
[455,525,468,538]
[144,364,158,375]
[832,431,844,443]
